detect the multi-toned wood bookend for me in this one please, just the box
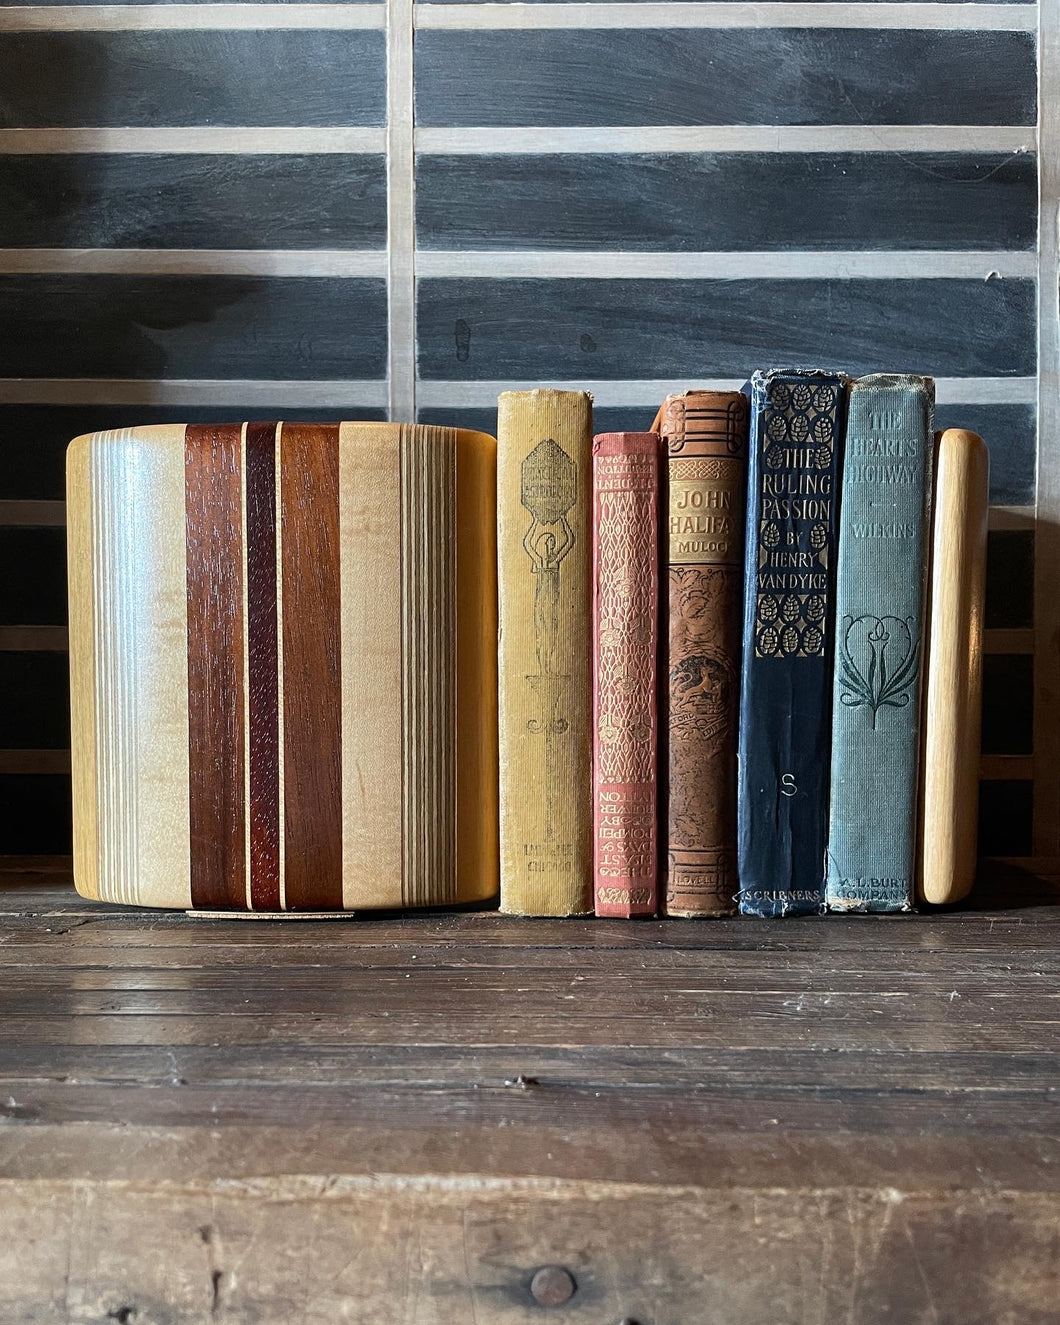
[67,422,498,912]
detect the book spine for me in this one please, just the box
[660,392,749,917]
[498,390,594,915]
[592,432,661,918]
[826,374,934,913]
[919,429,989,905]
[737,371,848,917]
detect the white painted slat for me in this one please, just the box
[0,379,390,406]
[0,5,386,30]
[387,0,417,421]
[0,248,1033,278]
[0,128,388,154]
[0,249,388,276]
[415,250,1037,279]
[1034,0,1060,855]
[416,2,1037,30]
[416,125,1037,154]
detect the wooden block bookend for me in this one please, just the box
[68,422,498,912]
[919,428,989,905]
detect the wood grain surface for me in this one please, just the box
[0,870,1057,1323]
[921,429,990,904]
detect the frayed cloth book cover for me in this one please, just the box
[738,370,849,917]
[656,391,749,917]
[67,422,498,911]
[826,375,935,913]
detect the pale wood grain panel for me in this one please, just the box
[65,436,96,899]
[921,430,990,904]
[339,423,403,907]
[455,427,499,903]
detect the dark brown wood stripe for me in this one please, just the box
[280,423,343,910]
[185,423,246,911]
[245,421,280,911]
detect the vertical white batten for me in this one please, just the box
[1036,0,1060,859]
[387,0,417,423]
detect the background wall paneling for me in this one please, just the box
[0,0,1050,865]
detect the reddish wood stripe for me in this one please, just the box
[280,423,343,909]
[245,422,280,911]
[185,424,246,911]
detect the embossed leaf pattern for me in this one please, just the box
[838,614,921,730]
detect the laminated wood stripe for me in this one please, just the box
[245,422,280,911]
[185,423,246,911]
[280,423,342,910]
[400,425,457,907]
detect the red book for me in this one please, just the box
[592,432,661,917]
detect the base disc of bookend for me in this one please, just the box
[185,910,359,920]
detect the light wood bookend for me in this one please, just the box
[67,422,498,911]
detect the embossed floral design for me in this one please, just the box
[791,384,812,410]
[809,523,828,551]
[781,595,801,623]
[758,595,779,623]
[802,625,823,655]
[838,614,920,729]
[767,413,788,442]
[805,594,825,623]
[769,383,791,410]
[790,413,810,443]
[813,385,837,411]
[762,522,781,549]
[781,626,800,654]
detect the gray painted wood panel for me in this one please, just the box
[0,31,386,127]
[417,152,1037,252]
[417,277,1036,378]
[0,155,387,250]
[0,276,388,379]
[416,31,1037,127]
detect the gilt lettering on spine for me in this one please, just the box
[738,371,849,917]
[498,390,593,916]
[592,431,661,918]
[826,375,934,912]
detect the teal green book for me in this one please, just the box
[825,373,934,912]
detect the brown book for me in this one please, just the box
[592,431,661,918]
[654,391,749,917]
[498,390,594,915]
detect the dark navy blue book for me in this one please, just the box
[737,369,849,916]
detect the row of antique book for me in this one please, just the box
[65,378,985,915]
[498,372,988,919]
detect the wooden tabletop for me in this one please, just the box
[1,865,1058,1323]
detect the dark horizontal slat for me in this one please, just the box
[936,403,1035,506]
[0,31,385,128]
[0,774,70,854]
[0,405,385,501]
[978,780,1034,857]
[986,529,1034,629]
[0,652,69,748]
[0,276,388,379]
[981,655,1034,757]
[417,153,1037,252]
[0,527,66,625]
[0,155,387,250]
[416,31,1036,128]
[417,277,1036,378]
